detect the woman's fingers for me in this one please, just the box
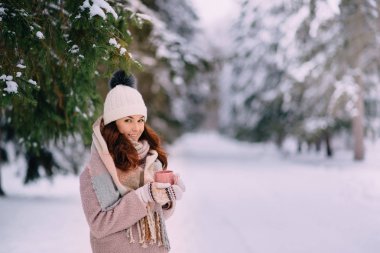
[154,182,171,189]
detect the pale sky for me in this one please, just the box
[190,0,240,27]
[190,0,240,51]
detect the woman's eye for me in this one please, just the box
[125,119,132,123]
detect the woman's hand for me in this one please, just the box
[151,182,172,205]
[172,174,186,201]
[135,182,171,205]
[135,175,186,206]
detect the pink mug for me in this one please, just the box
[154,170,175,185]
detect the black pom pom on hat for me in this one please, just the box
[108,70,136,89]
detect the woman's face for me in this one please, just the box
[115,115,145,142]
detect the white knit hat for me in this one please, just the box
[103,85,147,125]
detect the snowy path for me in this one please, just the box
[167,133,380,253]
[1,132,380,253]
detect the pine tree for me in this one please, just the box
[224,0,299,146]
[224,0,380,159]
[0,0,143,191]
[283,0,347,156]
[294,0,379,159]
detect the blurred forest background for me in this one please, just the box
[0,0,379,196]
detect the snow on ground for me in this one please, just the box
[167,133,380,253]
[1,132,380,253]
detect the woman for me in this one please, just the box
[80,70,185,253]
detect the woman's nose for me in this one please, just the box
[131,122,138,131]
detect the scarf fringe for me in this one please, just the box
[155,212,163,246]
[126,226,135,243]
[157,207,171,251]
[128,205,170,250]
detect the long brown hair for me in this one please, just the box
[100,118,168,172]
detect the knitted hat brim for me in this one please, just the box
[103,105,147,125]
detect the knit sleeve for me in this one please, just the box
[80,167,148,239]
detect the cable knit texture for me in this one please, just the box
[103,85,147,125]
[79,117,174,253]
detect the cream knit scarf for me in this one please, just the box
[125,140,170,250]
[89,117,170,250]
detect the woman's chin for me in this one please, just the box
[127,135,139,142]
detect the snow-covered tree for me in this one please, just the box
[0,0,142,190]
[223,0,300,147]
[288,0,380,159]
[124,0,212,142]
[224,0,380,159]
[0,0,212,194]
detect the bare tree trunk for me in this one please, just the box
[297,139,302,153]
[352,73,365,160]
[341,0,369,160]
[325,131,333,158]
[0,166,5,197]
[0,127,5,196]
[315,138,321,152]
